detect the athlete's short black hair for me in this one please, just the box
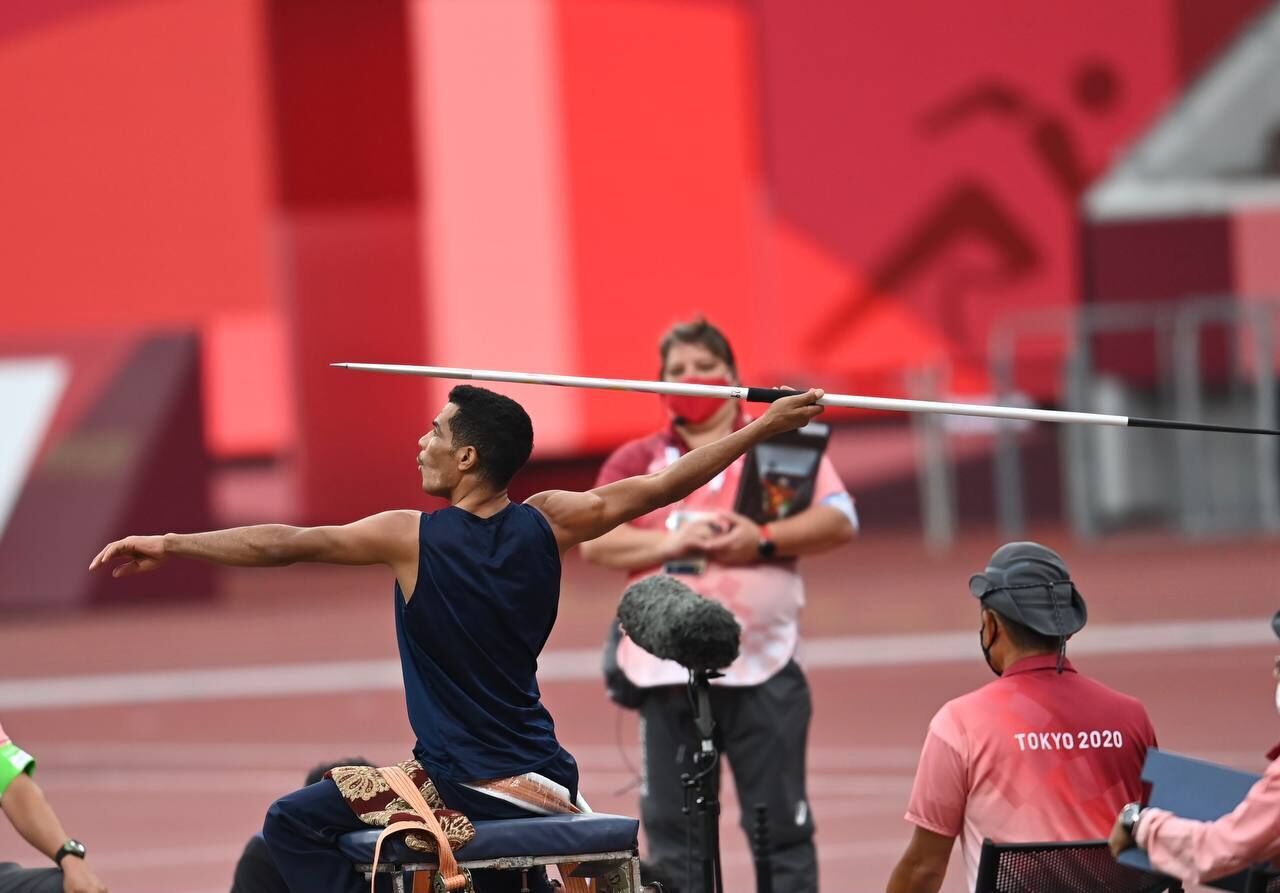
[447,385,534,488]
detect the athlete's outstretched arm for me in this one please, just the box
[89,510,420,577]
[528,389,824,551]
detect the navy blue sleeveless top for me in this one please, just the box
[395,502,573,784]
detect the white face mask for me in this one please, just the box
[1274,679,1280,715]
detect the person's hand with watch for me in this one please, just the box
[57,839,106,893]
[0,766,107,893]
[703,512,770,566]
[757,523,777,560]
[1109,801,1145,857]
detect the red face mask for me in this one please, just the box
[662,375,733,425]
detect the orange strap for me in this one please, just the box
[557,861,593,893]
[369,766,469,892]
[368,766,599,893]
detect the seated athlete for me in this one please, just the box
[90,384,824,893]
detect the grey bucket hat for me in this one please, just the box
[969,542,1087,638]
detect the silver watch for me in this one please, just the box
[1119,802,1144,839]
[54,839,86,867]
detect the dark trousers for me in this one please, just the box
[0,864,62,893]
[638,660,818,893]
[263,776,562,893]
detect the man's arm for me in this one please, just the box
[90,511,420,580]
[764,502,857,556]
[1114,765,1280,885]
[528,390,825,552]
[894,707,966,893]
[886,826,955,893]
[1,774,107,893]
[2,773,76,863]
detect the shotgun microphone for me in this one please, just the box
[617,574,741,671]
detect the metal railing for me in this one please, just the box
[986,297,1279,539]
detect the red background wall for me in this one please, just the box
[1,0,1269,521]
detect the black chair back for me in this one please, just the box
[975,839,1180,893]
[1243,866,1280,893]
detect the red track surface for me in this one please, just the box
[1,527,1276,893]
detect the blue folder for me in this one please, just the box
[1117,749,1264,892]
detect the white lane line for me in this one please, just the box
[0,658,406,710]
[799,617,1275,667]
[0,617,1271,711]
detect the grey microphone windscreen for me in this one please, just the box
[617,575,741,671]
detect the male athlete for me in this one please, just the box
[90,384,824,893]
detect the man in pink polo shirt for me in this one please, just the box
[887,542,1156,893]
[1107,610,1280,886]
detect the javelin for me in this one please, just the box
[331,362,1280,436]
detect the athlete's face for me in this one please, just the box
[417,403,475,496]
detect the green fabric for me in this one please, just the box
[0,741,35,800]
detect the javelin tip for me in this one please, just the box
[1128,416,1280,436]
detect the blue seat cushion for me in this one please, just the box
[338,813,639,865]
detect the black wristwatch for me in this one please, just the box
[757,524,777,560]
[54,839,86,866]
[1119,802,1144,839]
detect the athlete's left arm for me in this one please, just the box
[90,511,421,576]
[528,391,825,552]
[886,826,955,893]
